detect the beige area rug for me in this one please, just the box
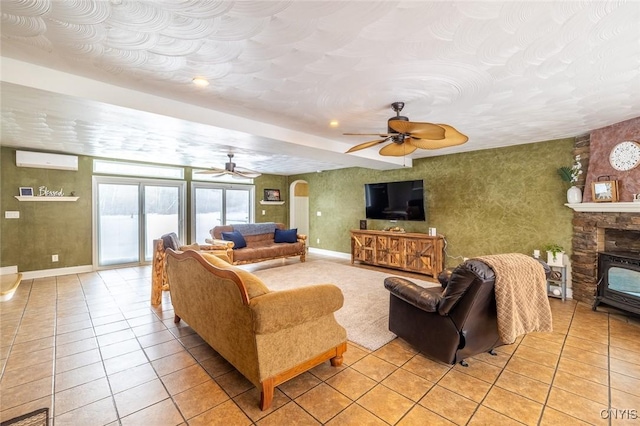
[253,260,439,351]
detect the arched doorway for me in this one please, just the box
[289,180,309,245]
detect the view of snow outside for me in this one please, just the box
[98,185,250,265]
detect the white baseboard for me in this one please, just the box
[0,266,18,275]
[309,247,351,260]
[21,265,94,280]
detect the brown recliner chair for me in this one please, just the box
[384,258,550,366]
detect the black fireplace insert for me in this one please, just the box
[593,252,640,315]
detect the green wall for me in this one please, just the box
[254,174,289,225]
[290,138,575,267]
[1,147,93,271]
[0,147,287,272]
[2,139,574,272]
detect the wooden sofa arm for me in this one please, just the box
[250,284,344,334]
[297,234,307,242]
[204,238,235,249]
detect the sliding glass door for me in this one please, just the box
[97,183,140,265]
[192,184,254,243]
[143,185,181,260]
[95,177,185,266]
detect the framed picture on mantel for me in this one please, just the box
[592,180,619,202]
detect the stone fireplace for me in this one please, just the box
[568,116,640,304]
[571,210,640,303]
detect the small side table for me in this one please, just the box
[547,264,567,301]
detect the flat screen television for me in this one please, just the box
[364,179,425,221]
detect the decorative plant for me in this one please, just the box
[557,155,582,185]
[543,243,564,257]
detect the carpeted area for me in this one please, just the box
[0,408,48,426]
[253,260,439,351]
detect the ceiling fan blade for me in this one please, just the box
[346,138,389,153]
[195,168,227,175]
[389,120,446,140]
[409,124,469,149]
[343,133,392,137]
[379,141,418,157]
[233,168,262,178]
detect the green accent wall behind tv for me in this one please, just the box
[290,138,575,267]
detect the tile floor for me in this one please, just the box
[1,254,640,425]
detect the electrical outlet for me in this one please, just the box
[316,238,320,244]
[52,254,59,262]
[316,211,322,216]
[4,211,19,219]
[261,210,266,215]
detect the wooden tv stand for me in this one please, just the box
[350,230,445,278]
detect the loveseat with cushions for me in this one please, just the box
[165,249,347,410]
[206,222,306,265]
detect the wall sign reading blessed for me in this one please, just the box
[39,186,65,197]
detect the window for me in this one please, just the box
[192,183,254,243]
[94,159,184,179]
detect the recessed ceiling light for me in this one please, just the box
[192,77,209,87]
[329,120,339,127]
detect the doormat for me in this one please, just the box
[1,408,48,426]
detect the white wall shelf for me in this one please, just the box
[259,200,285,205]
[15,196,79,202]
[565,202,640,213]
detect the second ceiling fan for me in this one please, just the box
[195,154,261,178]
[345,102,468,156]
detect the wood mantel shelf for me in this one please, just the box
[565,202,640,213]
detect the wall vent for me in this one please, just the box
[16,150,78,171]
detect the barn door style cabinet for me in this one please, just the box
[350,230,445,278]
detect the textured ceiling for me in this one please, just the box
[1,1,639,175]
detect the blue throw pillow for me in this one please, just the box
[221,230,247,249]
[274,228,298,243]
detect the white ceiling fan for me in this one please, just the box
[196,154,261,178]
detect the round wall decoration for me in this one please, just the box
[609,140,640,171]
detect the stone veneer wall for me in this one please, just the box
[570,115,640,304]
[572,212,640,303]
[571,117,640,304]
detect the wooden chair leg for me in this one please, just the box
[260,378,275,410]
[174,315,181,324]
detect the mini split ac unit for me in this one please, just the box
[16,150,78,171]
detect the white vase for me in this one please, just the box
[566,186,582,204]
